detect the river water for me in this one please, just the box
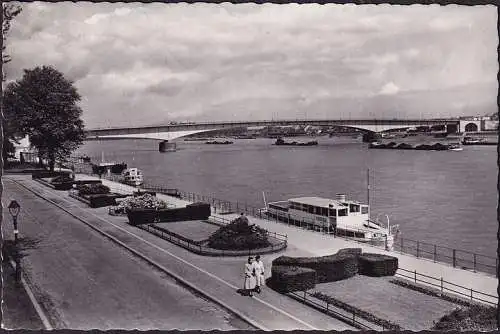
[76,136,498,258]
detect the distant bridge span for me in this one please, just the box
[85,119,459,141]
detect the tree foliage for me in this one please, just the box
[1,3,22,166]
[2,3,22,73]
[4,66,86,170]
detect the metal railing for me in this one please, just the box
[287,290,381,330]
[395,267,497,306]
[394,238,497,277]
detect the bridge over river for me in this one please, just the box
[85,118,460,142]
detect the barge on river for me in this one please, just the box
[263,194,398,249]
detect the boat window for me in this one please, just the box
[338,209,348,216]
[361,206,369,214]
[329,209,336,217]
[308,205,314,214]
[321,207,328,216]
[314,206,322,215]
[349,204,360,213]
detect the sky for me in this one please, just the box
[4,2,498,129]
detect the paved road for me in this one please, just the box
[2,178,254,330]
[5,175,357,331]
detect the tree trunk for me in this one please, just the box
[38,153,44,168]
[48,151,55,171]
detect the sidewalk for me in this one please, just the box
[1,259,44,329]
[6,175,356,331]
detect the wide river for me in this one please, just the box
[77,136,497,258]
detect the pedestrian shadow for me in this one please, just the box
[236,288,251,296]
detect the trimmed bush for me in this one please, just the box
[272,250,359,283]
[126,201,211,225]
[77,183,110,196]
[50,175,73,184]
[433,305,497,331]
[358,253,398,277]
[32,171,69,179]
[208,216,270,250]
[270,265,316,293]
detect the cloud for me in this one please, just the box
[378,82,400,95]
[4,3,497,127]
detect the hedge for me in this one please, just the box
[358,253,398,277]
[272,251,358,283]
[83,193,128,208]
[77,183,111,196]
[32,171,70,179]
[127,202,211,225]
[269,265,316,293]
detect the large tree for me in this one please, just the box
[6,66,85,170]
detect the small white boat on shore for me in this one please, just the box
[121,168,144,187]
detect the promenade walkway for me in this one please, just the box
[90,175,498,305]
[5,175,356,331]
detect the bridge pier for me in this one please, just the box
[159,140,177,153]
[362,132,381,143]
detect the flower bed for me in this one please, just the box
[358,253,398,277]
[269,266,317,293]
[207,215,270,250]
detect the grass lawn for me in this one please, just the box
[312,275,459,330]
[153,221,220,242]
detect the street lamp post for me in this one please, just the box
[8,200,21,284]
[8,200,21,243]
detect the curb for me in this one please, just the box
[7,257,53,330]
[12,179,267,331]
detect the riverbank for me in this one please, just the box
[3,173,498,330]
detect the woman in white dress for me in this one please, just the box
[244,256,256,297]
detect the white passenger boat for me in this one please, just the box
[262,193,399,250]
[121,168,144,187]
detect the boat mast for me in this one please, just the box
[367,168,371,221]
[262,191,268,208]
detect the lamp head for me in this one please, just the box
[8,200,20,218]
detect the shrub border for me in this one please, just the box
[311,291,402,330]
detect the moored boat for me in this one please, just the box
[121,168,144,187]
[448,143,463,151]
[262,193,399,249]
